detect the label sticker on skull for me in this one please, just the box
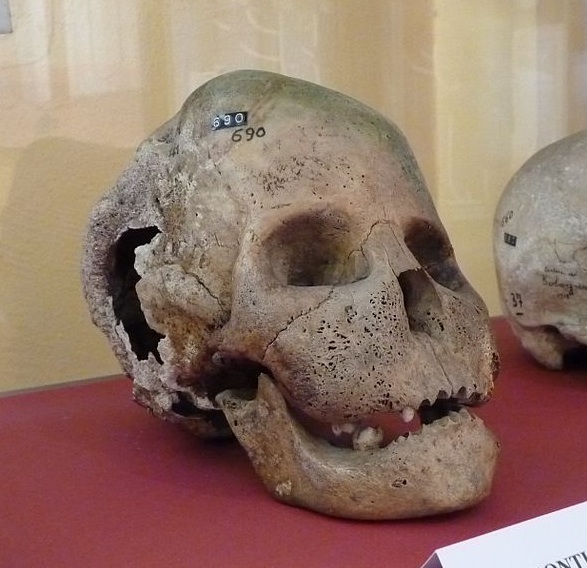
[212,111,248,130]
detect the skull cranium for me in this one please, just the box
[494,130,587,369]
[82,70,499,519]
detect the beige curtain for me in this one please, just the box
[1,0,586,389]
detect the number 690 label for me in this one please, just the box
[212,112,247,130]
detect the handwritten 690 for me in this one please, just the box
[231,127,266,143]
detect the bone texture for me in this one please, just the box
[494,130,587,369]
[83,70,499,519]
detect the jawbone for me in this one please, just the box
[216,374,499,520]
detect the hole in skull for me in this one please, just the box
[398,269,444,336]
[109,227,164,363]
[404,218,465,291]
[268,210,369,286]
[563,345,587,369]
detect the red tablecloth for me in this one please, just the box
[1,318,586,568]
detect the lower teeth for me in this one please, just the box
[331,422,357,436]
[352,426,384,450]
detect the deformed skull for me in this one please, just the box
[82,70,499,519]
[494,130,587,369]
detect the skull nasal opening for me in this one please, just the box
[398,268,444,336]
[266,210,370,287]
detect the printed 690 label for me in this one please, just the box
[212,112,248,130]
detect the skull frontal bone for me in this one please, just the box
[82,70,499,519]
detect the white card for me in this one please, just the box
[422,501,587,568]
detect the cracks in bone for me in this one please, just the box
[421,332,451,393]
[343,228,374,278]
[262,287,336,362]
[338,219,394,282]
[361,219,412,275]
[185,267,223,310]
[364,221,461,399]
[213,233,222,248]
[362,219,388,249]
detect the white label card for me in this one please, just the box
[422,501,587,568]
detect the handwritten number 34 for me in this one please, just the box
[232,127,266,142]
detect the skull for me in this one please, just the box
[82,70,499,519]
[494,130,587,369]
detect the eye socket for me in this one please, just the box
[403,218,465,292]
[267,210,370,287]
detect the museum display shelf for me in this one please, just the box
[1,318,585,567]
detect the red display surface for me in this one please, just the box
[1,318,586,568]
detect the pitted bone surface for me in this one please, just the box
[82,70,499,519]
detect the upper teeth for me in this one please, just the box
[401,406,416,423]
